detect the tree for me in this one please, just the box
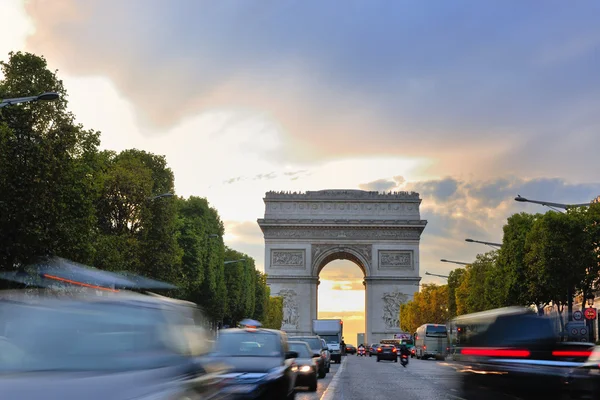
[524,211,595,332]
[447,268,465,318]
[454,251,498,315]
[264,295,283,329]
[496,213,540,308]
[253,270,269,322]
[400,284,449,333]
[0,52,101,272]
[223,247,246,326]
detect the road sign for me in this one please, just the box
[571,328,579,336]
[580,327,588,336]
[584,308,597,320]
[573,311,583,321]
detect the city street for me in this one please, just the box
[308,355,464,400]
[296,362,341,400]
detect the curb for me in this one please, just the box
[320,356,347,400]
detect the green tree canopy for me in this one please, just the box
[400,283,449,333]
[0,51,100,271]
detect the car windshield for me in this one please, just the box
[426,325,448,337]
[320,335,339,344]
[289,342,312,358]
[0,300,185,372]
[401,339,414,345]
[291,337,322,350]
[215,331,281,357]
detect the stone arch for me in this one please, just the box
[311,245,371,277]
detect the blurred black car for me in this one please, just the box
[563,345,600,399]
[0,289,228,400]
[376,344,398,362]
[288,341,319,392]
[289,336,328,378]
[345,344,357,354]
[212,328,297,399]
[452,307,594,400]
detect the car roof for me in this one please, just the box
[219,328,282,335]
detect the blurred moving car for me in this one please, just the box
[345,344,356,355]
[289,336,328,378]
[452,307,594,400]
[376,344,398,362]
[288,341,319,392]
[368,343,380,357]
[0,289,228,400]
[319,338,331,373]
[212,327,297,399]
[563,345,600,399]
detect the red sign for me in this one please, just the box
[584,308,597,320]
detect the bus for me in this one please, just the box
[414,324,448,360]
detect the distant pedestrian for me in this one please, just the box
[340,339,346,356]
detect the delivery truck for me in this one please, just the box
[313,319,343,363]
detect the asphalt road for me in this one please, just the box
[310,354,465,400]
[295,361,342,400]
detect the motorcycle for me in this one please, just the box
[357,347,366,356]
[400,354,409,367]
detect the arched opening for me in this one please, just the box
[317,256,366,349]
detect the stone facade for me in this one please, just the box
[258,190,426,343]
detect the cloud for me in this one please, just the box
[21,1,600,178]
[331,281,365,291]
[358,176,406,192]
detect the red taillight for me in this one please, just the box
[392,348,397,352]
[377,348,382,352]
[460,348,530,357]
[552,350,592,358]
[423,345,426,350]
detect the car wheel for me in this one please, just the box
[394,358,398,362]
[287,389,296,400]
[376,357,380,362]
[318,366,326,379]
[308,375,318,392]
[325,365,330,373]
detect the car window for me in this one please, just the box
[215,331,281,357]
[291,337,321,349]
[288,342,312,358]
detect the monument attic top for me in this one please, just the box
[264,189,421,202]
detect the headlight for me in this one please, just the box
[299,365,312,373]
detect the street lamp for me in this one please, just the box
[0,92,60,108]
[224,259,246,265]
[514,195,591,212]
[425,271,449,279]
[465,238,502,249]
[147,193,174,201]
[440,259,469,266]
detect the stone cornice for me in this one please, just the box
[257,218,427,227]
[265,189,421,202]
[364,276,422,282]
[266,275,319,283]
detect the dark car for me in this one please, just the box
[562,345,600,399]
[289,336,328,378]
[212,328,297,399]
[0,289,228,400]
[376,344,398,362]
[452,307,594,400]
[345,344,357,355]
[288,341,319,392]
[368,343,380,357]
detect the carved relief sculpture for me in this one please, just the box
[382,291,408,330]
[278,289,300,330]
[272,250,305,267]
[379,251,413,269]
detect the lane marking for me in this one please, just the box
[320,357,347,400]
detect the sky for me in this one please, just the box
[2,0,600,342]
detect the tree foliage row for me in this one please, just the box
[0,51,281,328]
[400,205,600,333]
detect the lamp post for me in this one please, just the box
[514,195,591,212]
[425,271,449,279]
[440,259,469,266]
[465,238,502,249]
[147,193,174,201]
[0,92,60,108]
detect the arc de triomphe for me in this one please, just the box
[257,190,427,344]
